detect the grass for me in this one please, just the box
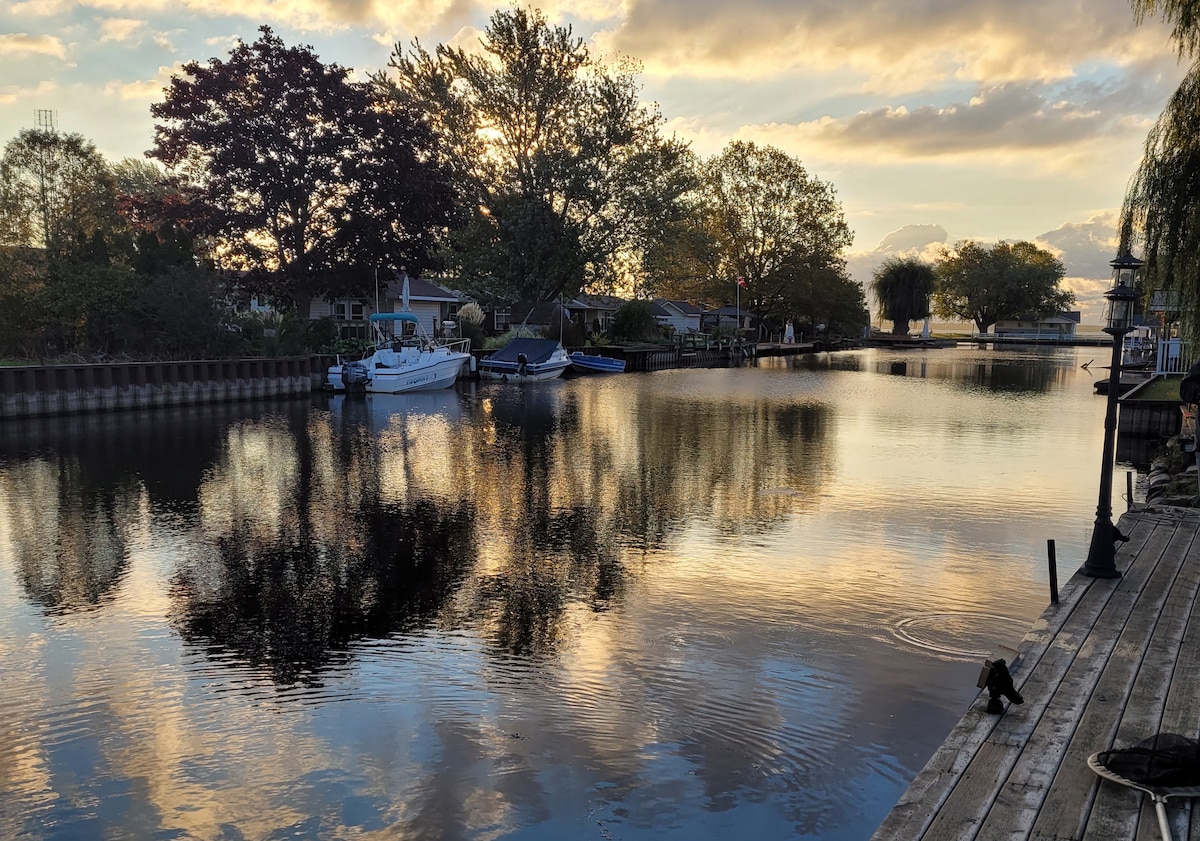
[1128,374,1182,401]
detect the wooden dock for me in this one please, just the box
[871,505,1200,841]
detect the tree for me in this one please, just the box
[1120,62,1200,343]
[150,26,455,311]
[647,141,853,323]
[1131,0,1200,57]
[0,129,119,252]
[380,7,694,303]
[610,299,661,341]
[871,256,936,335]
[933,240,1074,335]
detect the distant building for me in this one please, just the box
[993,311,1080,339]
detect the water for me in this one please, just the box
[0,345,1132,840]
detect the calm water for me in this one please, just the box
[0,345,1133,840]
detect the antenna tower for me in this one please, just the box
[36,110,57,132]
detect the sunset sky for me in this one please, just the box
[0,0,1189,324]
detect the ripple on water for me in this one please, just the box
[890,612,1033,660]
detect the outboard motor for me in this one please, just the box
[516,352,529,377]
[341,360,370,392]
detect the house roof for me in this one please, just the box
[658,300,703,316]
[1002,311,1081,324]
[568,294,624,312]
[510,300,570,325]
[381,273,459,302]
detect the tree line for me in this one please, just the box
[15,2,1192,359]
[872,242,1074,336]
[0,9,870,360]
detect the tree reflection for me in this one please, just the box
[170,497,476,685]
[3,457,134,614]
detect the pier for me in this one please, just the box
[871,505,1200,841]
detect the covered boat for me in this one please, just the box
[479,337,571,381]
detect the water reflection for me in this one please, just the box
[0,348,1139,840]
[2,457,133,613]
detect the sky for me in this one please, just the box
[0,0,1190,326]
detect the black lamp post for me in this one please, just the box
[1081,251,1143,579]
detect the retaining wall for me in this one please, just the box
[0,358,321,419]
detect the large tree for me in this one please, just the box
[872,256,936,336]
[379,7,694,303]
[646,141,853,321]
[150,26,455,310]
[933,240,1074,335]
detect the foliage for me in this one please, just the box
[1131,0,1200,57]
[1121,62,1200,345]
[457,301,485,328]
[787,259,869,338]
[872,257,937,335]
[933,240,1073,335]
[150,26,455,310]
[0,129,121,252]
[610,299,661,342]
[483,326,542,350]
[645,141,853,325]
[379,7,695,303]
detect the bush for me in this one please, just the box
[611,300,662,342]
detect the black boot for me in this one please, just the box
[985,659,1024,714]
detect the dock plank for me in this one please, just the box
[870,507,1200,841]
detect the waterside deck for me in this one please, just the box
[871,505,1200,841]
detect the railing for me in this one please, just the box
[1156,338,1188,374]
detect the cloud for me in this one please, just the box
[103,65,183,101]
[1034,212,1121,279]
[0,33,67,59]
[596,0,1173,92]
[99,18,144,43]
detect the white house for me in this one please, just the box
[654,300,703,336]
[993,311,1081,339]
[310,271,463,340]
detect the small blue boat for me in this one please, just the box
[569,351,626,374]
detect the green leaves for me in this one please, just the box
[933,240,1072,334]
[872,257,936,335]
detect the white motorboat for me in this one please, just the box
[327,312,472,394]
[478,337,572,381]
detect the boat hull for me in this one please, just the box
[569,351,625,374]
[478,359,571,381]
[366,353,470,393]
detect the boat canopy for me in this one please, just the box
[485,338,564,364]
[370,312,421,324]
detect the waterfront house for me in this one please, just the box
[566,294,624,336]
[992,311,1080,340]
[654,300,703,336]
[310,271,463,340]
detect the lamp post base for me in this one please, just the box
[1081,521,1123,579]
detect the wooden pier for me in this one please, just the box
[871,505,1200,841]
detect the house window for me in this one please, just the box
[494,308,510,332]
[334,300,365,321]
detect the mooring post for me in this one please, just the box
[1047,539,1059,604]
[1126,470,1133,511]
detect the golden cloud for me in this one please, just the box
[0,33,67,59]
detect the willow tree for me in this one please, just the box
[1122,0,1200,343]
[1131,0,1200,58]
[871,256,935,335]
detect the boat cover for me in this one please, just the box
[485,338,563,364]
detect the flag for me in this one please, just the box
[736,276,747,288]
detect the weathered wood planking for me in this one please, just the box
[870,507,1200,841]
